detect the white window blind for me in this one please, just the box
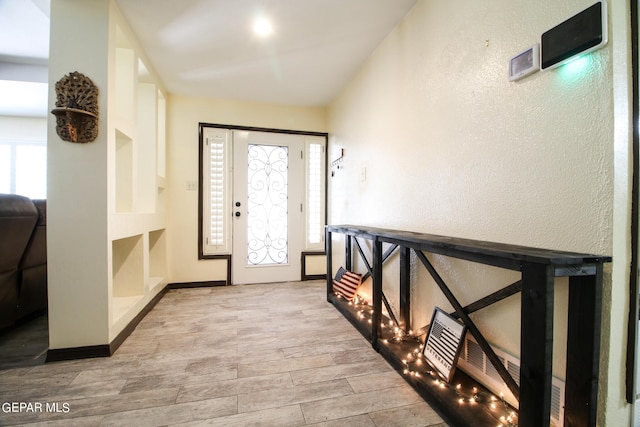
[202,129,231,255]
[0,144,11,193]
[305,137,325,249]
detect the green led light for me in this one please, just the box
[559,54,591,77]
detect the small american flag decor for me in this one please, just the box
[423,307,467,382]
[332,267,361,301]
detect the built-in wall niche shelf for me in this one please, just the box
[157,91,166,179]
[115,25,135,130]
[115,48,135,130]
[115,130,133,213]
[136,67,157,214]
[111,211,166,240]
[111,295,144,327]
[112,234,144,297]
[148,228,167,291]
[111,234,145,326]
[109,13,168,339]
[137,58,154,84]
[156,187,166,216]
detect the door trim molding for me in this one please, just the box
[627,0,639,404]
[199,122,328,138]
[198,123,328,283]
[302,251,326,280]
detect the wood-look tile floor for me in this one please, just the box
[0,281,447,426]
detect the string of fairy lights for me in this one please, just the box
[343,293,519,427]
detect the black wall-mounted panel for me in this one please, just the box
[541,2,607,70]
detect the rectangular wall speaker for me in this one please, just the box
[541,1,607,70]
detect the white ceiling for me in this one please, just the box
[0,0,417,116]
[115,0,417,106]
[0,0,50,61]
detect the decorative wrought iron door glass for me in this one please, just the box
[247,144,289,265]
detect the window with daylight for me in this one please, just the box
[0,139,47,199]
[247,143,289,265]
[305,138,325,250]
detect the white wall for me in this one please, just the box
[327,0,630,423]
[166,95,326,283]
[47,0,111,348]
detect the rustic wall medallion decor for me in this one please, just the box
[51,71,99,143]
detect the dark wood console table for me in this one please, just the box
[325,225,611,427]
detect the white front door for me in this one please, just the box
[232,131,304,285]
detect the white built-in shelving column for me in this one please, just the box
[48,0,168,352]
[108,16,167,340]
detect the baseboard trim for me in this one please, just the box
[45,344,111,362]
[45,281,228,363]
[108,286,169,354]
[301,251,326,281]
[168,280,227,288]
[45,285,170,363]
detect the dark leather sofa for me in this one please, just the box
[0,194,47,331]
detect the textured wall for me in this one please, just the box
[327,0,615,407]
